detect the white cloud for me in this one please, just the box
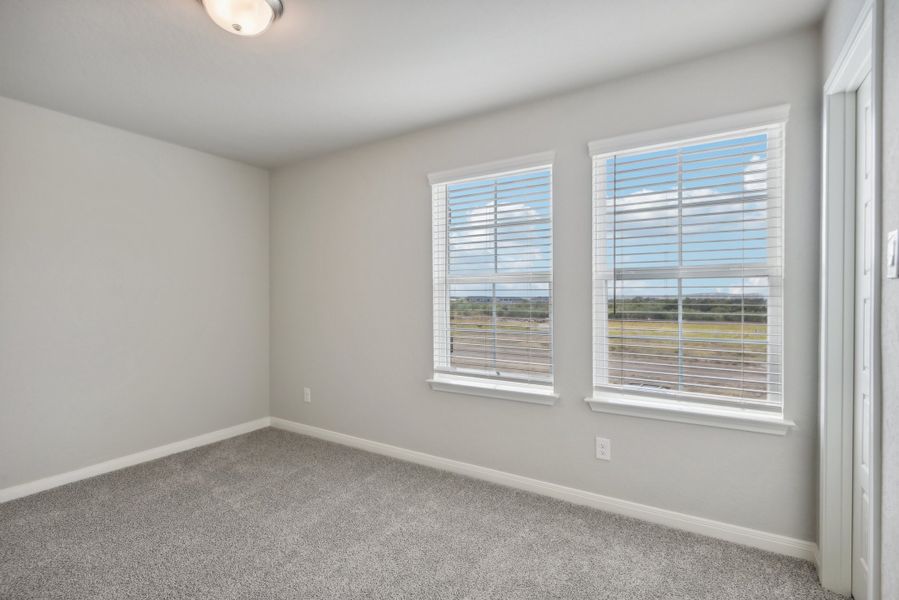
[743,154,767,192]
[448,201,550,272]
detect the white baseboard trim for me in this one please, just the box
[0,417,272,503]
[271,417,818,562]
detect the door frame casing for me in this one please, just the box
[818,0,882,596]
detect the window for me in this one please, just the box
[429,153,555,403]
[589,112,786,419]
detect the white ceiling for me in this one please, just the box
[0,0,828,167]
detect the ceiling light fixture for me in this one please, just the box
[201,0,284,37]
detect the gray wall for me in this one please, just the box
[0,96,270,489]
[270,29,822,541]
[880,0,898,595]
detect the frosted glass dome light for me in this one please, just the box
[202,0,284,37]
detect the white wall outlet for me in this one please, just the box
[303,387,311,403]
[595,436,611,461]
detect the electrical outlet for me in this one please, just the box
[303,387,311,403]
[595,437,611,461]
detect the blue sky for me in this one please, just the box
[602,132,776,300]
[447,168,551,301]
[443,132,776,303]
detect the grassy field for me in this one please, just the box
[606,319,774,400]
[447,315,774,400]
[449,313,551,379]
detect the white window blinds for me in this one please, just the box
[432,159,553,389]
[591,122,785,412]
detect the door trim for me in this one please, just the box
[819,1,882,596]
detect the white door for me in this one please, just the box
[852,71,874,600]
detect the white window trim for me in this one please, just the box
[427,151,556,186]
[583,393,795,435]
[428,374,558,406]
[587,105,790,157]
[587,106,790,430]
[428,152,557,403]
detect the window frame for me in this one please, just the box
[427,151,558,405]
[584,107,795,434]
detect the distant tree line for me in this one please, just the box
[609,295,768,323]
[449,295,767,323]
[451,298,550,320]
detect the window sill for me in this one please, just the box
[583,394,795,435]
[428,375,558,406]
